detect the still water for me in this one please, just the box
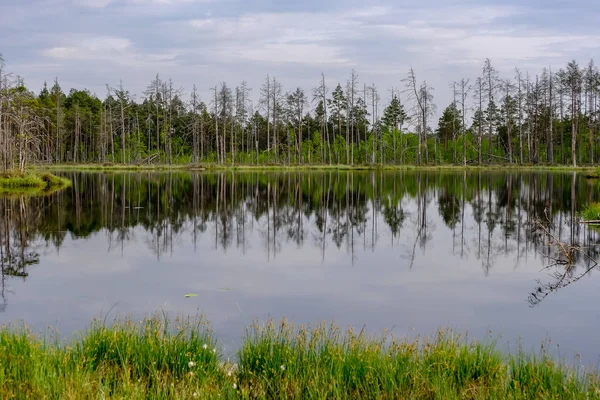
[1,171,599,363]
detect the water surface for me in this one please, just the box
[1,171,599,363]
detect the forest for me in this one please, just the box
[0,54,598,169]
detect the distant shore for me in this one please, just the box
[35,162,599,174]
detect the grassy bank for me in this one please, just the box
[39,162,598,173]
[582,203,600,221]
[0,316,598,399]
[0,170,71,195]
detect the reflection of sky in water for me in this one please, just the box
[1,172,600,366]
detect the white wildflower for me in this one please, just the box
[188,361,196,368]
[193,392,198,398]
[233,383,237,389]
[203,343,208,350]
[227,370,232,377]
[280,365,285,371]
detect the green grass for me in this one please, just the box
[0,315,233,399]
[582,203,600,221]
[586,168,600,179]
[0,317,598,399]
[239,320,599,399]
[0,170,71,195]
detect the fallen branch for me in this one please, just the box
[528,218,599,306]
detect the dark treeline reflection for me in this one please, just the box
[1,171,600,309]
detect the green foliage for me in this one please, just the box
[0,171,71,194]
[582,202,600,221]
[0,315,231,399]
[382,96,407,131]
[0,316,598,399]
[3,56,600,169]
[239,321,599,399]
[436,102,462,146]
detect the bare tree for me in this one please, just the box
[501,78,515,163]
[474,77,485,165]
[271,77,283,163]
[368,83,380,164]
[259,75,271,162]
[108,80,132,164]
[0,54,5,170]
[515,68,525,164]
[456,78,471,166]
[218,82,233,165]
[212,85,220,164]
[313,74,331,164]
[347,69,358,165]
[287,87,306,164]
[584,60,597,164]
[8,80,45,171]
[404,68,435,165]
[562,61,582,167]
[483,59,499,160]
[190,85,201,163]
[548,67,554,164]
[236,81,251,164]
[144,74,162,157]
[52,77,64,163]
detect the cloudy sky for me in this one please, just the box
[1,0,599,111]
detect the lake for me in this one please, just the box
[1,171,599,365]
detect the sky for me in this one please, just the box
[1,0,599,116]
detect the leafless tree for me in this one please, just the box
[312,74,331,164]
[456,78,471,166]
[259,75,271,162]
[483,59,499,159]
[404,67,435,165]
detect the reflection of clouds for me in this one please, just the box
[48,234,140,275]
[1,172,600,365]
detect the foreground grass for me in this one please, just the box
[0,315,231,400]
[0,317,598,399]
[0,170,71,195]
[40,162,598,173]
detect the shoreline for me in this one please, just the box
[1,315,598,399]
[35,163,599,173]
[0,170,72,195]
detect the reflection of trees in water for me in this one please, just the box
[527,207,599,307]
[0,196,42,311]
[1,171,600,309]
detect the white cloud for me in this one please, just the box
[226,43,350,65]
[181,7,392,66]
[73,0,211,7]
[5,0,600,116]
[186,11,360,43]
[409,5,523,27]
[74,0,113,7]
[42,36,179,68]
[43,37,131,59]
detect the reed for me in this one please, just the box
[582,202,600,221]
[0,316,598,399]
[0,170,71,194]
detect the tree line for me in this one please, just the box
[0,54,598,169]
